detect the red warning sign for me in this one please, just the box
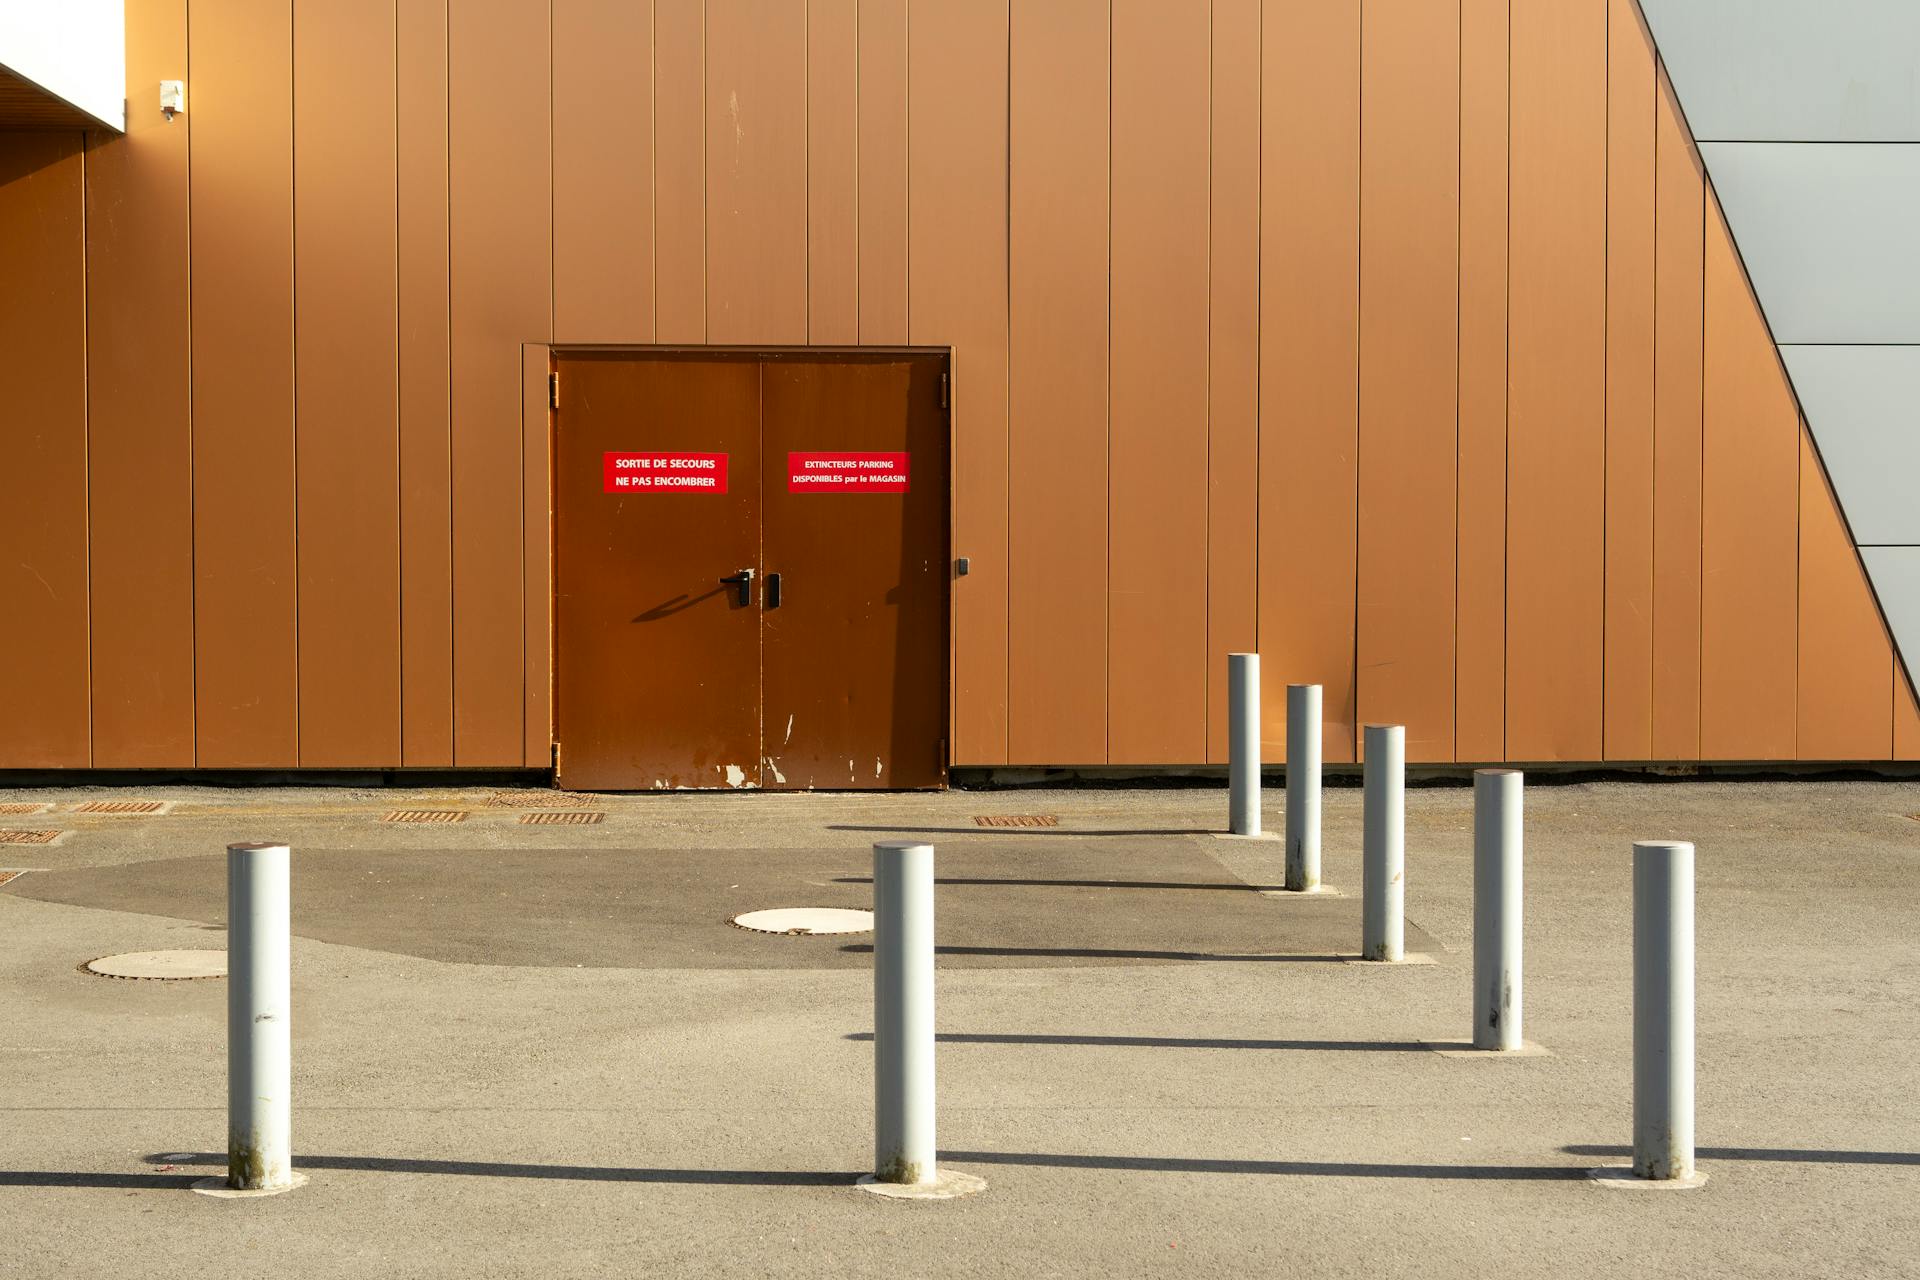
[603,452,728,493]
[787,451,910,494]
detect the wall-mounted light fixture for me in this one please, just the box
[160,80,184,122]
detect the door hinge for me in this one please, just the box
[939,371,949,412]
[548,371,559,410]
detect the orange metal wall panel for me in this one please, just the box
[1205,0,1262,765]
[1107,0,1209,765]
[1006,0,1109,765]
[654,0,705,342]
[448,0,549,765]
[84,0,196,766]
[1258,0,1360,764]
[909,0,1009,765]
[1650,69,1704,760]
[293,0,402,767]
[553,0,654,343]
[1506,0,1607,762]
[1699,202,1798,760]
[523,346,552,764]
[1603,0,1656,761]
[1356,0,1459,762]
[858,0,911,344]
[1796,429,1892,761]
[1454,0,1507,764]
[705,0,807,344]
[0,133,89,767]
[807,0,858,344]
[189,0,297,768]
[398,0,454,766]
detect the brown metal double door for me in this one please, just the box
[552,350,948,791]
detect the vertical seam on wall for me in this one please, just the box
[902,0,909,344]
[1105,2,1114,764]
[80,135,93,767]
[1352,0,1363,762]
[1500,0,1511,764]
[395,0,406,762]
[1600,0,1612,762]
[854,0,862,344]
[186,2,199,765]
[1694,158,1704,756]
[1650,60,1660,758]
[441,0,454,763]
[804,0,812,343]
[290,2,304,765]
[1251,0,1262,704]
[1202,0,1214,762]
[701,0,708,344]
[1449,0,1460,760]
[1006,0,1021,759]
[651,1,658,341]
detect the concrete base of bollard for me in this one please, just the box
[1209,831,1280,842]
[1429,1040,1553,1059]
[1341,952,1438,966]
[1586,1165,1709,1191]
[856,1169,988,1201]
[191,1172,309,1199]
[1259,884,1343,899]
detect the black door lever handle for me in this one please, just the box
[719,567,756,606]
[766,572,782,609]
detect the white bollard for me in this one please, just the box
[1227,653,1261,835]
[223,842,295,1193]
[872,840,936,1185]
[1633,841,1696,1181]
[1361,725,1405,961]
[1284,684,1322,890]
[1472,770,1524,1049]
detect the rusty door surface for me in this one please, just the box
[552,354,764,790]
[552,350,949,790]
[760,356,949,788]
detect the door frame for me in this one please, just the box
[542,345,955,788]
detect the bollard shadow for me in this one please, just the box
[107,1159,848,1189]
[845,1032,1436,1052]
[130,1152,846,1186]
[1564,1144,1920,1167]
[0,1170,202,1189]
[833,875,1284,892]
[828,824,1211,838]
[941,1150,1590,1181]
[840,943,1357,963]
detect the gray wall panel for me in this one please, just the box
[1640,0,1920,142]
[1862,548,1920,685]
[1782,345,1920,546]
[1702,142,1920,344]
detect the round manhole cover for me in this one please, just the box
[84,950,227,980]
[730,908,874,936]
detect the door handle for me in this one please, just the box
[719,567,756,606]
[765,572,782,609]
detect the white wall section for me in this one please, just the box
[0,0,125,131]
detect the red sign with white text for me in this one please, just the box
[787,451,910,494]
[603,452,729,493]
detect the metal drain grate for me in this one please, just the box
[71,800,167,815]
[381,810,468,824]
[518,811,604,826]
[0,830,61,845]
[489,790,597,809]
[973,814,1060,828]
[0,802,50,815]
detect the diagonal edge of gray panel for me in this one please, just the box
[1781,346,1920,546]
[1860,549,1920,692]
